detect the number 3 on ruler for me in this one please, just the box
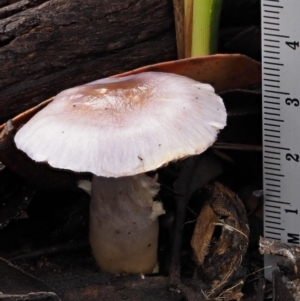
[285,98,299,106]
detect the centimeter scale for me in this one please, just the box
[262,0,300,279]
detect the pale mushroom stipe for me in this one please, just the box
[14,72,227,274]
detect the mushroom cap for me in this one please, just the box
[14,72,226,177]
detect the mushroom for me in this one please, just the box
[14,71,226,274]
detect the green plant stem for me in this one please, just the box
[188,0,223,56]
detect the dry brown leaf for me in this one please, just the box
[190,202,219,265]
[120,54,261,92]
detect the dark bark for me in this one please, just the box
[0,0,177,124]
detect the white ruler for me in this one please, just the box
[262,0,300,279]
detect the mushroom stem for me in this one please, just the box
[89,173,164,274]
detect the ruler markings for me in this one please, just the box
[264,128,281,131]
[264,62,283,65]
[265,33,289,38]
[264,140,280,144]
[264,178,281,182]
[265,167,281,172]
[264,118,284,122]
[264,112,280,116]
[266,184,281,187]
[266,195,281,199]
[265,173,284,177]
[266,200,290,205]
[264,95,280,98]
[264,161,280,164]
[264,136,280,140]
[266,186,281,190]
[265,234,281,238]
[265,145,290,150]
[264,28,280,31]
[264,22,280,26]
[264,68,280,71]
[264,45,280,48]
[265,205,280,209]
[265,129,280,133]
[266,215,281,219]
[265,231,281,236]
[264,124,280,127]
[263,66,280,72]
[265,128,280,133]
[263,16,279,20]
[266,112,280,116]
[266,189,281,193]
[265,232,281,236]
[263,0,300,280]
[264,139,280,144]
[264,151,281,155]
[266,193,281,197]
[264,56,280,59]
[265,220,281,225]
[265,226,284,230]
[264,103,280,106]
[264,80,280,83]
[265,85,280,88]
[264,10,280,13]
[264,107,280,110]
[265,150,281,154]
[263,5,283,8]
[264,90,288,95]
[265,210,281,214]
[264,121,281,124]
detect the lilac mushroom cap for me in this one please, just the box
[14,71,226,274]
[14,72,226,177]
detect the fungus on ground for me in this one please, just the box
[14,72,226,274]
